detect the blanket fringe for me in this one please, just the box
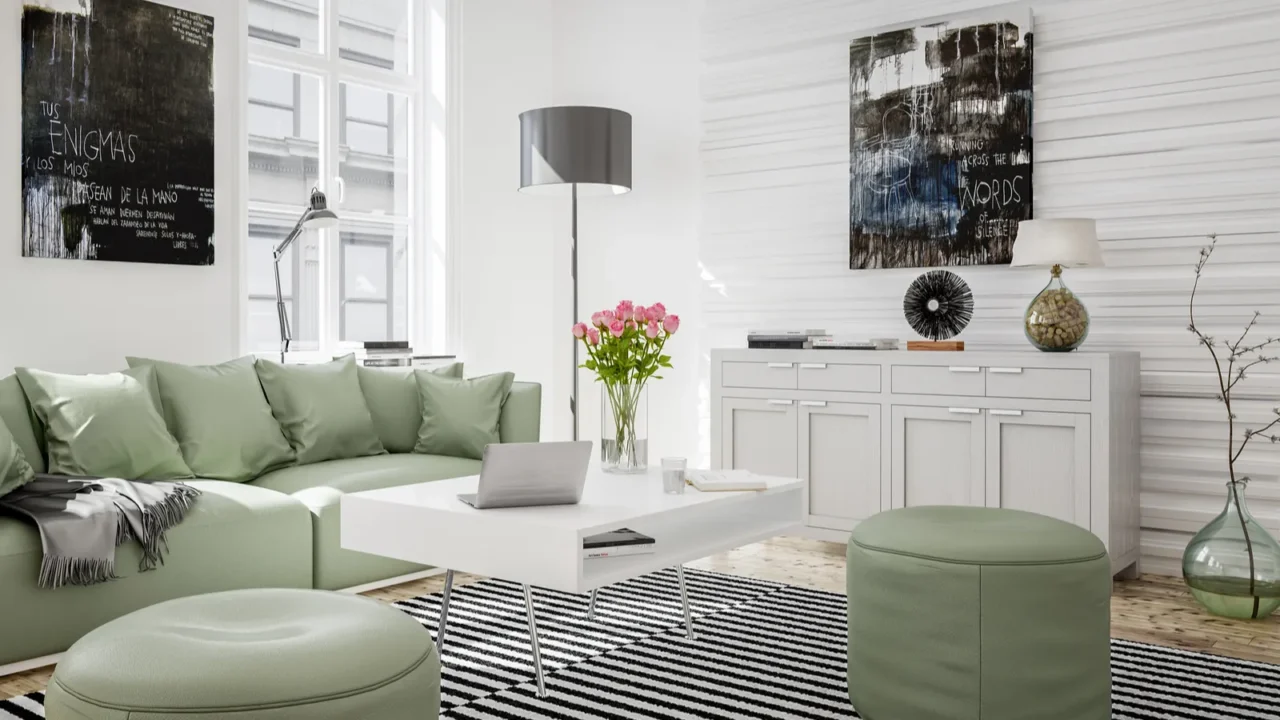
[39,555,119,589]
[137,483,202,572]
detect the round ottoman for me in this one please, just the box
[44,589,440,719]
[846,507,1110,720]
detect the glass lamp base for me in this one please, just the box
[1024,266,1090,352]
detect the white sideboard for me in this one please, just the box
[711,348,1142,577]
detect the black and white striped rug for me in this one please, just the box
[3,569,1277,719]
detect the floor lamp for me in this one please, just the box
[519,106,633,440]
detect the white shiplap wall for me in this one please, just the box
[699,0,1280,574]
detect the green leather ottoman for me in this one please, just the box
[44,589,440,719]
[846,507,1111,720]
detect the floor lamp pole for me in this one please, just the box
[571,183,579,441]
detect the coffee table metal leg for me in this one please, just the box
[523,584,548,698]
[676,565,696,640]
[437,569,454,653]
[586,588,598,620]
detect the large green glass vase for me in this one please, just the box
[1182,480,1280,619]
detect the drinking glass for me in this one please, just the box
[661,457,687,495]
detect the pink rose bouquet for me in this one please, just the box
[574,300,678,472]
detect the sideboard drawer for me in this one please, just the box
[986,367,1091,401]
[722,361,798,390]
[891,364,985,396]
[798,362,880,393]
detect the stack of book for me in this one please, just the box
[746,329,828,349]
[582,528,655,559]
[352,341,413,367]
[812,337,900,351]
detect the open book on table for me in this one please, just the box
[685,469,768,492]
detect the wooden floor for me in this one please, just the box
[3,536,1277,699]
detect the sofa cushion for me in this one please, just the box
[0,479,313,666]
[0,414,35,498]
[356,362,463,454]
[500,381,542,444]
[15,366,193,479]
[252,454,480,590]
[256,356,385,465]
[414,372,515,460]
[0,374,44,473]
[127,356,296,482]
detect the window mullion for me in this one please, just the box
[319,0,342,355]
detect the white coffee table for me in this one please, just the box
[341,467,803,697]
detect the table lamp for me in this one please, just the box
[1011,219,1104,352]
[274,188,339,362]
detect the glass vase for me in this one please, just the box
[1182,480,1280,619]
[601,383,648,474]
[1024,266,1090,352]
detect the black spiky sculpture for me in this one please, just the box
[903,270,974,341]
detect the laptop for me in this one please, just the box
[457,441,592,509]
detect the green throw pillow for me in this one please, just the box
[255,355,385,465]
[126,356,296,482]
[413,371,514,460]
[15,366,193,480]
[356,361,463,453]
[0,416,35,498]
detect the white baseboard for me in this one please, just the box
[339,567,445,595]
[0,652,61,681]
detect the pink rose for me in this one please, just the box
[572,322,587,339]
[646,303,666,322]
[663,314,680,334]
[616,300,634,319]
[586,327,600,345]
[646,319,660,339]
[590,312,606,328]
[626,320,637,330]
[633,305,647,322]
[601,310,615,322]
[608,319,625,338]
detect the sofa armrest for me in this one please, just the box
[499,382,541,444]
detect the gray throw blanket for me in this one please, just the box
[0,474,200,589]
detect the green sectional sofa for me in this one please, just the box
[0,370,540,669]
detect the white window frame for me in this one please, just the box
[240,0,456,360]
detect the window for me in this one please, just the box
[245,0,450,358]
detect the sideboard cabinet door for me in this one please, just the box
[891,405,986,509]
[720,398,798,478]
[986,410,1091,529]
[800,401,881,531]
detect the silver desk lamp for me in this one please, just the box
[274,188,340,362]
[518,106,632,439]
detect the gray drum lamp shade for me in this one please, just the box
[519,106,632,196]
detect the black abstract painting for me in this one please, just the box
[21,0,215,265]
[849,10,1032,270]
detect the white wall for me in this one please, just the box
[458,0,702,456]
[700,0,1280,573]
[456,0,559,433]
[554,0,703,460]
[0,0,244,374]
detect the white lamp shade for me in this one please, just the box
[1011,219,1104,268]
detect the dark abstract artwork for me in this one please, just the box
[22,0,215,265]
[849,10,1032,269]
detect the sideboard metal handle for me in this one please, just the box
[948,366,981,373]
[799,400,828,407]
[989,367,1024,374]
[767,362,794,369]
[948,407,982,415]
[990,409,1024,416]
[767,399,794,406]
[799,363,827,369]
